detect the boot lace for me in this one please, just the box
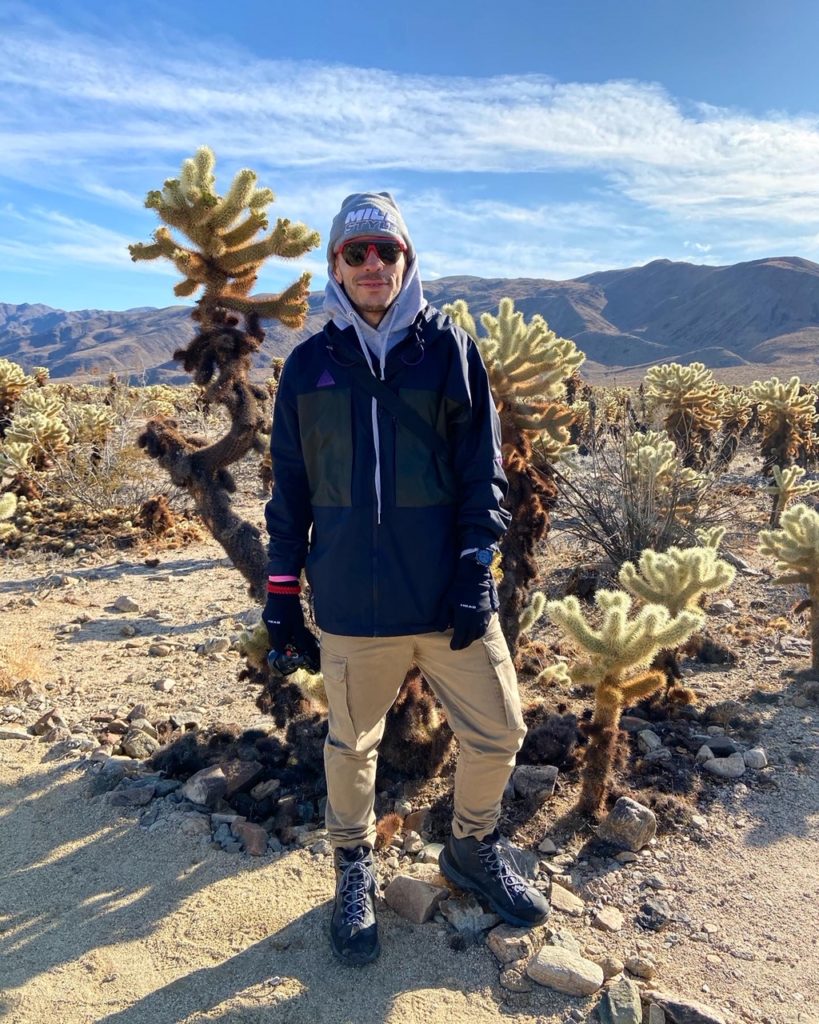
[338,857,377,926]
[477,839,529,900]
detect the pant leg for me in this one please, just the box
[320,630,415,850]
[413,614,526,840]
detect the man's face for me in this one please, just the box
[332,236,406,325]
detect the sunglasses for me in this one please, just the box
[339,239,406,267]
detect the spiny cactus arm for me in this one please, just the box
[219,220,320,272]
[696,525,726,549]
[519,591,546,633]
[174,278,200,298]
[0,492,17,522]
[441,299,479,339]
[219,273,313,328]
[619,669,666,704]
[204,168,257,231]
[535,661,572,687]
[545,595,610,657]
[221,211,270,249]
[759,504,819,581]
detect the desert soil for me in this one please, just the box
[1,478,818,1024]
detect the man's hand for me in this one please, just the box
[262,588,320,668]
[437,558,498,651]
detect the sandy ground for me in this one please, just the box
[1,499,818,1024]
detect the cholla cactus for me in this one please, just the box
[64,404,117,446]
[0,441,34,481]
[748,376,817,474]
[765,464,819,527]
[618,544,736,618]
[0,491,18,541]
[625,430,705,495]
[443,296,584,655]
[32,366,49,387]
[535,661,572,688]
[714,388,752,470]
[0,358,32,423]
[644,362,723,468]
[759,504,819,669]
[546,590,702,814]
[695,525,726,550]
[6,411,70,468]
[129,145,318,329]
[16,388,64,418]
[518,592,546,635]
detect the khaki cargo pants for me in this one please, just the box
[320,613,526,850]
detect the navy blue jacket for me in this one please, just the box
[264,304,510,636]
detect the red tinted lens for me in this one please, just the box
[340,240,405,266]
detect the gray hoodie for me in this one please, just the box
[322,258,426,524]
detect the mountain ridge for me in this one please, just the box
[2,256,818,383]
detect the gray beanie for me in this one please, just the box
[326,191,415,265]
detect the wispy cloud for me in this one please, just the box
[1,3,819,301]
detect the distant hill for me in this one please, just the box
[3,256,819,383]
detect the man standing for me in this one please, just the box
[263,192,549,966]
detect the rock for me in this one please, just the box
[220,758,264,796]
[153,678,175,692]
[178,812,211,837]
[592,906,624,932]
[181,765,228,807]
[113,595,139,612]
[614,850,638,864]
[598,797,657,851]
[148,643,172,657]
[743,747,767,769]
[702,736,739,756]
[417,842,444,864]
[310,838,332,856]
[598,977,642,1024]
[526,946,604,995]
[596,955,625,979]
[486,923,536,965]
[707,599,734,614]
[636,898,672,931]
[551,883,584,916]
[439,893,501,938]
[625,955,657,979]
[499,959,534,993]
[619,716,649,732]
[232,820,268,856]
[648,1006,667,1024]
[645,991,727,1024]
[702,753,746,779]
[197,637,231,655]
[643,747,673,763]
[403,830,424,854]
[31,709,68,735]
[638,729,663,753]
[109,785,156,806]
[128,718,158,739]
[0,727,32,740]
[537,837,557,854]
[695,745,714,763]
[383,874,448,924]
[247,778,279,801]
[548,929,582,953]
[403,807,430,834]
[512,764,558,802]
[120,729,160,759]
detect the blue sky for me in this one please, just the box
[3,0,819,311]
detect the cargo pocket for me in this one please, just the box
[480,625,526,732]
[321,651,358,749]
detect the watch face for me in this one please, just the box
[476,549,493,566]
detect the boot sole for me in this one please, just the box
[329,927,381,966]
[439,848,550,929]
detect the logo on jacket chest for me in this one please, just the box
[316,369,336,388]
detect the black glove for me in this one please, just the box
[437,557,498,651]
[262,588,320,672]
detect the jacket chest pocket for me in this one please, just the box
[394,389,457,507]
[298,388,353,507]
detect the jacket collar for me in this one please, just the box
[324,306,436,379]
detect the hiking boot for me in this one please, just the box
[439,830,550,928]
[330,845,380,965]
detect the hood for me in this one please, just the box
[323,257,426,377]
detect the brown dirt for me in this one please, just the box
[1,473,818,1024]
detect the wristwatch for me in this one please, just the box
[473,548,495,567]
